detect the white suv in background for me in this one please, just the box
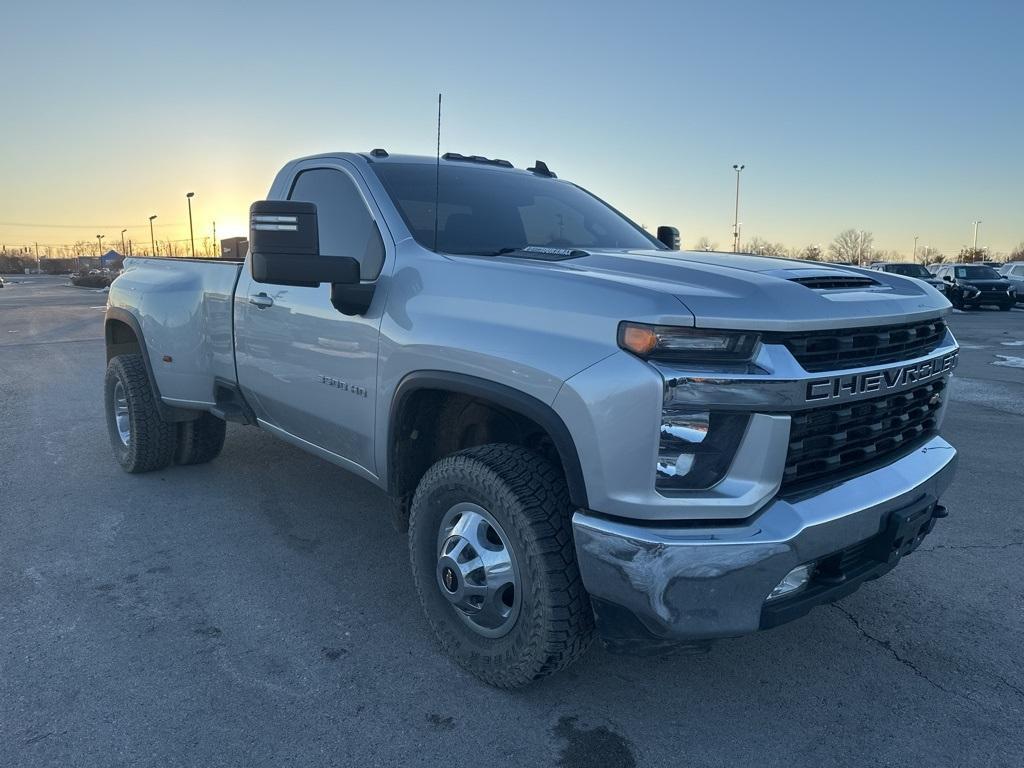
[999,262,1024,303]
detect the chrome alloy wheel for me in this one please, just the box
[113,380,131,446]
[436,503,521,638]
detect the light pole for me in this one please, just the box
[120,228,127,258]
[149,215,157,256]
[913,235,919,263]
[186,192,196,258]
[972,220,982,252]
[96,234,104,266]
[732,164,745,253]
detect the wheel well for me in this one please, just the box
[388,384,587,521]
[105,319,142,362]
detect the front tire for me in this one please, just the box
[105,354,177,473]
[408,444,594,688]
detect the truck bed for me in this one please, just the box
[108,257,244,407]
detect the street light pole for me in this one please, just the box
[913,235,919,263]
[120,228,127,259]
[149,215,157,256]
[732,164,745,253]
[96,234,104,265]
[972,220,982,251]
[186,192,196,258]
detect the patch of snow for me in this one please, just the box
[999,341,1024,347]
[993,355,1024,369]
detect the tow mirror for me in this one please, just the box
[249,200,359,288]
[657,226,680,250]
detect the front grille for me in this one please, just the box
[790,276,879,290]
[782,380,945,491]
[767,318,947,372]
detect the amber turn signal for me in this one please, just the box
[620,324,659,356]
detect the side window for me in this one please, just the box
[289,168,385,280]
[1013,266,1024,277]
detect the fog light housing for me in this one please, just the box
[656,410,749,493]
[766,564,813,601]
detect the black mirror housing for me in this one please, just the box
[657,226,680,250]
[249,200,359,288]
[252,251,359,288]
[250,200,318,257]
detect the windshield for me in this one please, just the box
[372,162,661,255]
[886,264,931,278]
[955,266,1000,279]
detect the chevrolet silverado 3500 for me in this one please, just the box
[104,150,958,687]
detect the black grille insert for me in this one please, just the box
[790,275,879,290]
[782,380,945,492]
[767,318,947,372]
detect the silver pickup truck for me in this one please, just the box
[104,150,958,688]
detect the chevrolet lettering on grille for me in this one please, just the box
[805,351,958,403]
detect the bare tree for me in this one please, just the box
[744,237,788,257]
[958,246,985,263]
[692,236,718,252]
[1010,241,1024,260]
[799,244,825,261]
[918,246,943,264]
[828,229,874,264]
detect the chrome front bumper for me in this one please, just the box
[572,435,958,646]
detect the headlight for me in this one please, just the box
[618,322,759,363]
[656,409,749,492]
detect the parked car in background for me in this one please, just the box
[935,263,1016,310]
[927,263,942,275]
[999,261,1024,303]
[71,271,115,289]
[0,275,6,288]
[869,262,945,291]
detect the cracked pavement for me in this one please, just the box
[2,276,1023,767]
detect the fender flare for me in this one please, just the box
[104,308,195,422]
[388,370,589,509]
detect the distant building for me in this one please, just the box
[100,250,124,269]
[220,237,249,260]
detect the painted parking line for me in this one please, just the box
[993,355,1024,369]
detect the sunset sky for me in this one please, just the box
[3,0,1021,257]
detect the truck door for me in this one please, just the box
[234,163,389,475]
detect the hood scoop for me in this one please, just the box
[789,275,880,290]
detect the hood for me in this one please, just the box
[496,248,951,332]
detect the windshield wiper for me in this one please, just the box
[474,246,590,260]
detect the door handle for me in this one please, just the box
[250,293,274,309]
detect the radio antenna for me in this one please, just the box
[432,93,442,252]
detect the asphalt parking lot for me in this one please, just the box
[2,274,1022,767]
